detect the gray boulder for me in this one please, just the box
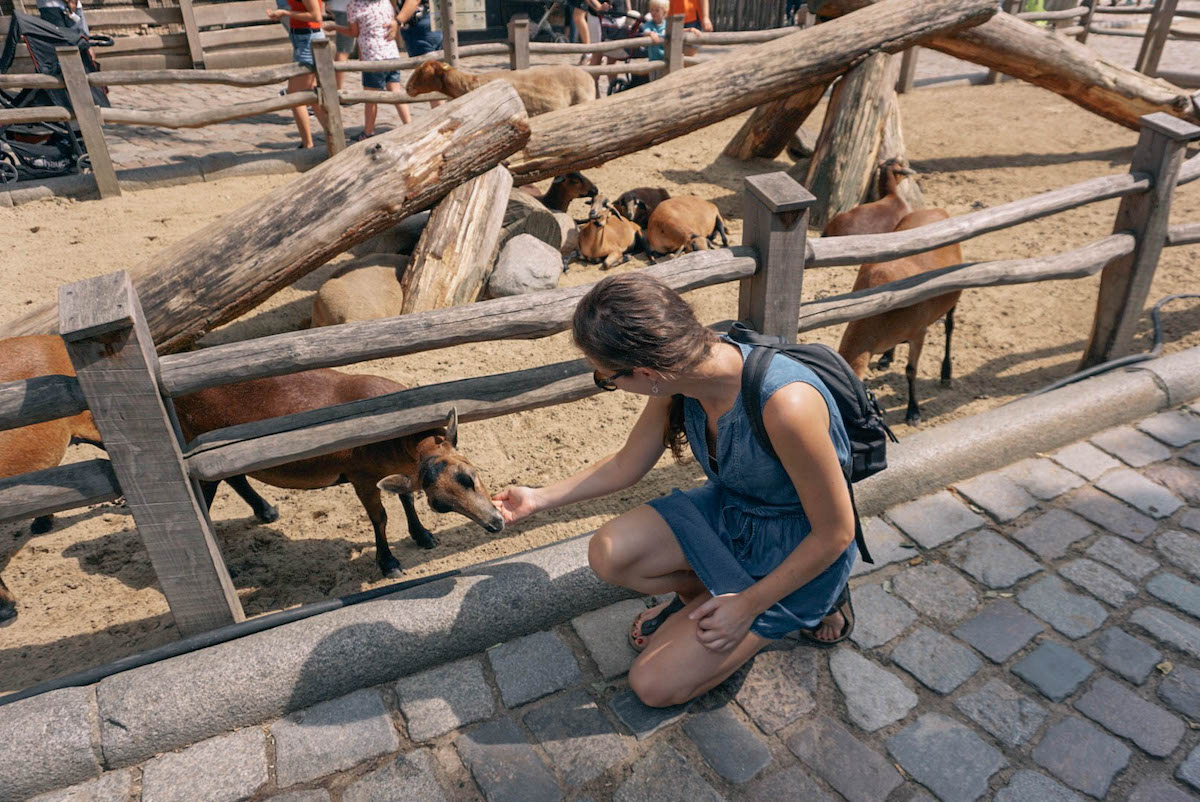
[487,234,563,298]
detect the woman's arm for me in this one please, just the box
[395,0,421,25]
[270,0,325,23]
[691,382,855,650]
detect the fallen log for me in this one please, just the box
[1,81,530,352]
[721,81,830,161]
[813,1,1199,129]
[508,0,998,184]
[401,165,513,313]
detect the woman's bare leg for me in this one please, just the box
[363,102,378,135]
[386,82,412,124]
[588,505,704,599]
[287,74,314,148]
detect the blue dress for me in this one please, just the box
[646,337,857,639]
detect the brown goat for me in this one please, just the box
[174,370,504,578]
[645,196,728,257]
[518,172,599,212]
[614,187,671,229]
[576,196,644,270]
[0,335,103,625]
[405,61,593,116]
[823,157,917,239]
[837,208,962,427]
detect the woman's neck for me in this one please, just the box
[674,341,743,408]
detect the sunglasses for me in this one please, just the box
[593,368,634,391]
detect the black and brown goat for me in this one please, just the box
[519,172,599,212]
[614,187,671,228]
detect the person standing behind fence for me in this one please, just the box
[395,0,443,109]
[642,0,668,75]
[267,0,332,149]
[669,0,709,57]
[328,0,412,140]
[326,0,357,90]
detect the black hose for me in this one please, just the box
[1026,293,1200,397]
[0,568,460,708]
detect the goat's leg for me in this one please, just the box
[941,306,956,387]
[352,480,402,578]
[905,331,927,427]
[877,348,895,370]
[713,216,729,247]
[0,573,14,625]
[30,514,55,535]
[398,492,438,550]
[227,475,280,523]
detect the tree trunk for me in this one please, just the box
[401,166,513,314]
[1,81,530,353]
[721,81,831,161]
[878,83,925,210]
[508,0,999,184]
[814,1,1198,129]
[805,52,896,230]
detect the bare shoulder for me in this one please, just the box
[762,381,830,433]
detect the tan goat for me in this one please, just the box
[823,157,917,238]
[576,196,643,270]
[837,208,962,427]
[645,196,728,258]
[405,61,593,117]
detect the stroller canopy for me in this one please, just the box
[1,12,108,108]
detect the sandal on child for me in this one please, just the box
[797,584,855,648]
[629,594,686,653]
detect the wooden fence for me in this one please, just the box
[1,111,1198,636]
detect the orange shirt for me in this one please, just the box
[669,0,701,23]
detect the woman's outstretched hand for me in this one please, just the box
[491,486,541,525]
[689,593,754,652]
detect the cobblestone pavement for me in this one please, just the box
[32,406,1200,800]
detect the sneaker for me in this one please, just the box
[351,130,375,142]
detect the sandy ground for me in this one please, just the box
[2,81,1200,693]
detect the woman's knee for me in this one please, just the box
[587,525,626,583]
[629,661,690,708]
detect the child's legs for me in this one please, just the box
[364,102,378,133]
[286,73,314,146]
[573,7,590,44]
[385,82,412,124]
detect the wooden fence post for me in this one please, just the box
[56,47,119,199]
[508,13,530,71]
[986,0,1023,85]
[58,271,243,637]
[1080,112,1200,369]
[739,172,815,342]
[312,39,346,156]
[439,0,459,67]
[665,14,685,74]
[1076,0,1098,44]
[178,0,207,69]
[896,47,919,94]
[1135,0,1179,77]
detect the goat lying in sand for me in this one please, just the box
[406,61,594,116]
[576,196,644,270]
[646,196,728,257]
[614,187,671,228]
[837,208,962,427]
[518,172,599,212]
[175,372,504,578]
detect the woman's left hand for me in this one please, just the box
[689,593,754,652]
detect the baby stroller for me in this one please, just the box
[601,8,649,96]
[0,12,112,184]
[526,0,570,44]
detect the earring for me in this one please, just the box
[651,380,660,396]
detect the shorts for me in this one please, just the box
[331,10,356,55]
[400,15,442,57]
[290,28,327,68]
[362,68,402,89]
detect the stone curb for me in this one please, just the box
[2,345,1198,800]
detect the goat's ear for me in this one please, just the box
[377,473,415,495]
[443,406,458,448]
[434,61,450,73]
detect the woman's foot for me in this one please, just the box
[808,609,845,643]
[798,585,854,648]
[629,595,686,652]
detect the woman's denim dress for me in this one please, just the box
[646,338,856,638]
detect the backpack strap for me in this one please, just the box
[739,345,875,565]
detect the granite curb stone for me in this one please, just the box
[1073,676,1186,757]
[1086,627,1162,685]
[0,686,101,802]
[952,600,1045,663]
[456,717,561,802]
[394,657,495,742]
[885,712,1007,802]
[1011,641,1094,702]
[28,770,134,802]
[271,689,400,788]
[890,625,982,694]
[140,727,267,802]
[1032,716,1131,798]
[488,631,582,708]
[829,650,918,732]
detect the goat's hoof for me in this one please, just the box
[940,377,952,388]
[877,356,892,370]
[30,515,54,535]
[379,558,404,580]
[413,531,438,550]
[905,413,922,427]
[256,505,280,524]
[0,606,15,626]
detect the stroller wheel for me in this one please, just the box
[552,33,568,44]
[607,77,629,96]
[75,153,91,174]
[0,158,17,185]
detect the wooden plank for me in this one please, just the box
[1016,6,1087,21]
[1166,221,1200,247]
[0,73,64,90]
[508,13,529,71]
[739,172,814,342]
[79,6,183,27]
[1082,112,1200,367]
[527,36,655,54]
[59,271,242,636]
[101,92,316,128]
[192,0,275,28]
[1076,0,1098,44]
[1135,0,1179,77]
[0,375,87,433]
[721,81,829,160]
[178,0,207,69]
[57,47,119,199]
[986,0,1023,85]
[338,89,449,104]
[896,46,919,93]
[100,32,189,55]
[439,0,459,66]
[87,63,307,87]
[157,248,757,396]
[94,53,196,72]
[199,24,289,49]
[808,170,1150,267]
[0,459,120,526]
[0,106,72,125]
[312,40,345,156]
[665,14,684,74]
[201,45,295,71]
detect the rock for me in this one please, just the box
[513,209,578,254]
[311,254,408,327]
[349,211,430,256]
[487,235,564,298]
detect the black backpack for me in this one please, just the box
[728,322,898,564]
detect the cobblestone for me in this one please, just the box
[456,717,561,802]
[1091,426,1171,467]
[891,563,979,624]
[1185,443,1200,466]
[570,599,645,680]
[1156,529,1200,578]
[848,583,917,649]
[1097,468,1185,518]
[1144,464,1200,506]
[29,770,134,802]
[952,679,1047,747]
[787,714,903,802]
[1011,509,1094,559]
[1182,507,1200,532]
[1074,676,1186,758]
[885,490,985,548]
[141,727,266,802]
[729,646,819,734]
[1017,576,1108,639]
[1127,778,1197,802]
[1137,410,1200,447]
[608,689,689,740]
[614,743,723,802]
[342,750,446,802]
[1067,487,1158,542]
[1005,458,1086,500]
[1086,627,1162,685]
[1052,442,1122,481]
[1147,572,1200,618]
[994,770,1085,802]
[952,600,1045,663]
[1131,606,1200,658]
[886,713,1006,802]
[1176,744,1200,793]
[829,649,918,732]
[949,529,1042,588]
[265,792,330,802]
[682,706,771,784]
[742,765,834,802]
[1011,641,1094,702]
[1158,664,1200,719]
[523,689,627,788]
[890,626,982,694]
[394,657,495,743]
[1084,536,1160,579]
[953,471,1037,522]
[271,689,399,788]
[1058,558,1138,607]
[850,518,916,577]
[488,631,581,708]
[1032,716,1131,799]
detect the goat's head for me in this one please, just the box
[615,194,646,224]
[882,156,917,178]
[406,60,450,96]
[554,172,598,201]
[587,195,613,225]
[377,407,505,534]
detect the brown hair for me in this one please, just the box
[572,272,718,461]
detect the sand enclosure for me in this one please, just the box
[2,81,1199,692]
